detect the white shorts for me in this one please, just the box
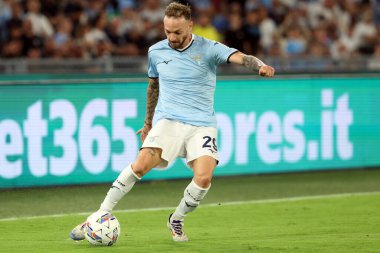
[141,119,218,168]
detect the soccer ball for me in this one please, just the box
[84,211,121,246]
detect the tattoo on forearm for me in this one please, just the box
[145,78,159,126]
[243,55,265,71]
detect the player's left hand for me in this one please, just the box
[136,125,151,142]
[259,65,275,77]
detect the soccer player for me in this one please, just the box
[70,2,275,242]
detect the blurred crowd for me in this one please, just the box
[0,0,380,61]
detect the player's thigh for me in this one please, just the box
[141,119,186,168]
[186,126,218,166]
[186,126,218,187]
[133,147,163,177]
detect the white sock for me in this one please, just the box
[172,180,210,221]
[99,164,141,212]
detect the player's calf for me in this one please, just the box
[172,180,210,220]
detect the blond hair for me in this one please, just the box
[165,2,191,20]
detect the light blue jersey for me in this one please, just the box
[148,34,237,127]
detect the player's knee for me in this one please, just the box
[194,174,213,188]
[132,148,162,177]
[131,161,150,178]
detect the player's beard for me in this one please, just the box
[170,34,190,50]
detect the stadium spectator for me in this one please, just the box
[53,17,72,47]
[312,25,333,49]
[140,0,166,47]
[192,10,222,41]
[0,0,11,22]
[268,0,288,25]
[330,22,357,61]
[224,12,247,52]
[24,0,54,38]
[1,1,23,48]
[0,0,12,44]
[306,0,337,29]
[112,6,144,55]
[117,3,143,39]
[49,16,85,58]
[22,19,45,58]
[352,10,378,55]
[188,0,213,12]
[257,6,276,54]
[281,25,307,56]
[211,0,229,33]
[64,0,87,39]
[244,9,261,55]
[2,20,24,58]
[84,12,114,58]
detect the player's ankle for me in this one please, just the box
[171,213,184,221]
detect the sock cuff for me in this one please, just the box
[129,164,141,180]
[190,180,211,191]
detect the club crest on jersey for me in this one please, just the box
[192,55,202,65]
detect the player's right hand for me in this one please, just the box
[259,65,275,77]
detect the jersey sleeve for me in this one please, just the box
[210,41,238,65]
[147,50,158,78]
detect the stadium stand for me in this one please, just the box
[0,0,379,73]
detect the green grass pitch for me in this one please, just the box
[1,169,380,253]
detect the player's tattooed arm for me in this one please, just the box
[229,52,275,77]
[137,78,159,141]
[144,78,159,128]
[242,55,265,71]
